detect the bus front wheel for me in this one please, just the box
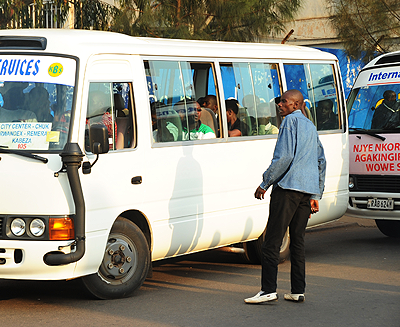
[375,219,400,238]
[82,217,150,299]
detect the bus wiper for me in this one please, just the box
[0,147,48,163]
[349,128,386,141]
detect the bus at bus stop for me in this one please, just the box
[347,51,400,238]
[0,29,348,299]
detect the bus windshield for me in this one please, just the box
[0,55,76,151]
[348,75,400,132]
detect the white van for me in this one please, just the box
[0,29,348,299]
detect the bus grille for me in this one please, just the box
[354,175,400,193]
[0,217,3,237]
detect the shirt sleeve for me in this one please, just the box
[310,137,326,200]
[259,124,295,190]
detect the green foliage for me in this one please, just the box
[329,0,400,61]
[1,0,303,43]
[113,0,303,42]
[74,0,117,30]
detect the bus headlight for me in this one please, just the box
[30,218,45,237]
[11,218,26,236]
[349,176,355,189]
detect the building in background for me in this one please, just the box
[262,0,363,98]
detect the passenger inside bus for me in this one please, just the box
[257,102,279,135]
[176,100,215,140]
[316,99,338,130]
[226,99,249,137]
[86,90,117,150]
[28,87,53,122]
[0,82,37,122]
[201,95,219,136]
[371,90,400,129]
[204,95,218,117]
[151,101,180,142]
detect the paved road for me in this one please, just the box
[1,216,399,327]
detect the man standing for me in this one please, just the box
[244,89,326,304]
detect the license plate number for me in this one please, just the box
[367,198,394,210]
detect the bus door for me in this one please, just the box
[79,55,142,248]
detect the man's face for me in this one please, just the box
[278,92,297,117]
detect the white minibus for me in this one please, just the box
[0,29,348,299]
[347,51,400,237]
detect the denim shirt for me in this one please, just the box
[260,110,326,200]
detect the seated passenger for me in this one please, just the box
[316,99,338,130]
[28,87,53,122]
[226,99,249,137]
[257,102,278,135]
[151,102,179,142]
[204,95,218,117]
[177,100,215,140]
[371,90,400,129]
[0,83,37,122]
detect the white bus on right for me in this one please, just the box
[347,51,400,237]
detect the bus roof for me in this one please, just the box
[0,29,338,61]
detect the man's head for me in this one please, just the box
[383,90,397,107]
[204,95,218,114]
[225,99,239,123]
[278,90,304,117]
[317,99,334,119]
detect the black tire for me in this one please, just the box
[82,217,150,299]
[241,228,290,264]
[375,219,400,238]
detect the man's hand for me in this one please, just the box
[309,199,319,218]
[254,186,266,200]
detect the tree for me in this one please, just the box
[112,0,303,42]
[329,0,400,61]
[74,0,117,30]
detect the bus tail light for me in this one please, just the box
[49,217,75,241]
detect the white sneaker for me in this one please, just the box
[244,291,278,304]
[284,293,305,302]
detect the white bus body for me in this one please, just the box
[0,30,348,299]
[347,51,400,237]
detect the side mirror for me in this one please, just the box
[89,124,109,154]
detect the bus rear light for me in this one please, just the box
[49,218,75,241]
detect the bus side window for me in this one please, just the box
[85,82,134,151]
[283,63,341,131]
[145,60,217,142]
[220,62,281,136]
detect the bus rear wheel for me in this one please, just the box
[82,217,150,299]
[242,228,290,264]
[375,219,400,238]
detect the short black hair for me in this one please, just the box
[225,99,239,115]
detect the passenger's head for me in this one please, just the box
[383,90,397,105]
[317,99,334,119]
[278,90,304,117]
[197,97,207,107]
[29,87,50,118]
[174,100,201,125]
[88,91,110,117]
[204,95,218,114]
[242,94,260,116]
[225,99,239,123]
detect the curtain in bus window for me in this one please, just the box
[229,62,280,135]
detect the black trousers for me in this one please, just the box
[261,186,311,294]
